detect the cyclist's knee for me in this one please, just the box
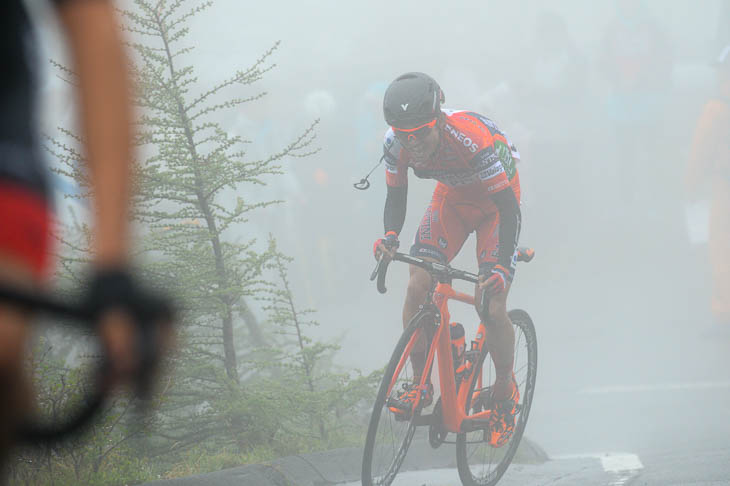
[479,294,509,327]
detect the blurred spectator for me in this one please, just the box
[599,0,674,219]
[716,2,729,51]
[511,10,591,262]
[524,10,589,127]
[686,45,730,328]
[354,81,388,168]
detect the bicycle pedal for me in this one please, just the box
[428,398,447,448]
[471,386,493,412]
[461,417,491,432]
[386,397,410,412]
[386,399,412,422]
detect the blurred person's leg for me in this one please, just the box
[0,181,52,468]
[709,181,730,326]
[0,262,34,468]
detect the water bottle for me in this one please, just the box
[449,322,465,371]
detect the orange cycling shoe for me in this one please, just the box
[487,375,520,448]
[388,383,433,421]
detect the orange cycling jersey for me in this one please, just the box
[383,109,521,203]
[382,110,522,272]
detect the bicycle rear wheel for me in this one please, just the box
[361,309,436,486]
[456,309,537,486]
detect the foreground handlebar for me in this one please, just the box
[0,284,173,446]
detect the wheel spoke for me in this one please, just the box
[456,310,537,486]
[363,312,437,486]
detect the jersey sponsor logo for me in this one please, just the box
[494,140,516,179]
[479,163,505,181]
[471,148,497,168]
[413,167,479,186]
[472,149,504,181]
[401,103,408,111]
[444,123,479,153]
[487,179,510,192]
[419,207,433,241]
[467,112,503,137]
[413,246,444,261]
[455,115,485,133]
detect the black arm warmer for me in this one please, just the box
[384,185,407,235]
[490,188,521,269]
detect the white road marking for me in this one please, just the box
[553,452,643,486]
[578,380,730,395]
[599,453,643,473]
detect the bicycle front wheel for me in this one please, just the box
[361,309,436,486]
[456,309,537,486]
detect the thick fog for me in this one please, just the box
[35,0,728,463]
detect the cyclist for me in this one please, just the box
[0,0,167,469]
[373,72,522,447]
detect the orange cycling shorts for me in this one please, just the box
[410,183,518,275]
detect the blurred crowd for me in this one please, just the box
[165,0,729,356]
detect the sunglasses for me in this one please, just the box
[392,118,437,142]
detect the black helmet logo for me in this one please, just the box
[383,72,443,129]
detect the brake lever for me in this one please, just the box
[376,257,391,294]
[370,258,382,281]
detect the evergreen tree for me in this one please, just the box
[17,1,377,481]
[123,0,318,451]
[251,238,380,450]
[125,0,317,382]
[47,0,318,455]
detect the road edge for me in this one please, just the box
[138,436,548,485]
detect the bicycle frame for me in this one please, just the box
[386,279,492,433]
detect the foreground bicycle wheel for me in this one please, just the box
[456,309,537,486]
[361,309,436,486]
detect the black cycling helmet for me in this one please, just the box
[383,72,445,129]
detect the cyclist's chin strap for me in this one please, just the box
[353,155,385,191]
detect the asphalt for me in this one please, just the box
[137,435,548,486]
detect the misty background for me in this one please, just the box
[33,0,728,461]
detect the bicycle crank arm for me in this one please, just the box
[412,414,438,426]
[460,417,491,432]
